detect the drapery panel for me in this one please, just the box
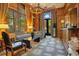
[0,3,8,24]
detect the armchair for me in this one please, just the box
[2,32,26,56]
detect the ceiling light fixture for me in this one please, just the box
[31,3,43,14]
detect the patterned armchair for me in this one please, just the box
[2,32,26,56]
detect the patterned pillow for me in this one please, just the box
[12,42,22,47]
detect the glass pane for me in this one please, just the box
[7,9,14,18]
[7,9,16,33]
[19,15,26,32]
[8,18,14,32]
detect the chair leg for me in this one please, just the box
[25,45,26,52]
[6,49,8,56]
[11,50,14,56]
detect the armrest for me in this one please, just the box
[15,40,22,42]
[6,45,12,48]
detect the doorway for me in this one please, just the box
[43,11,57,37]
[43,11,52,36]
[45,19,51,35]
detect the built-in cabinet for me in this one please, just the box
[61,4,79,55]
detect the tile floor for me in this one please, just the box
[22,36,68,56]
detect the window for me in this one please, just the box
[18,14,26,32]
[7,9,16,33]
[17,4,26,33]
[7,4,26,34]
[43,12,52,19]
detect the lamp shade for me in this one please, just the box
[28,25,33,28]
[0,24,9,40]
[61,20,64,23]
[0,24,9,29]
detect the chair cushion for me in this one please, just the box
[16,34,31,40]
[12,42,22,48]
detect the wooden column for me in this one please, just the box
[25,4,33,32]
[33,14,40,31]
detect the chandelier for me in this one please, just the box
[31,3,43,14]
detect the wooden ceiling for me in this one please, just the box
[29,3,65,9]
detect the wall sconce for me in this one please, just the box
[61,20,65,28]
[68,8,72,12]
[61,20,64,24]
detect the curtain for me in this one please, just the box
[0,4,8,40]
[0,3,8,24]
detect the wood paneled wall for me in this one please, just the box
[56,3,77,39]
[64,3,77,27]
[56,7,65,38]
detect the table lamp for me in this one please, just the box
[0,24,9,40]
[0,24,9,29]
